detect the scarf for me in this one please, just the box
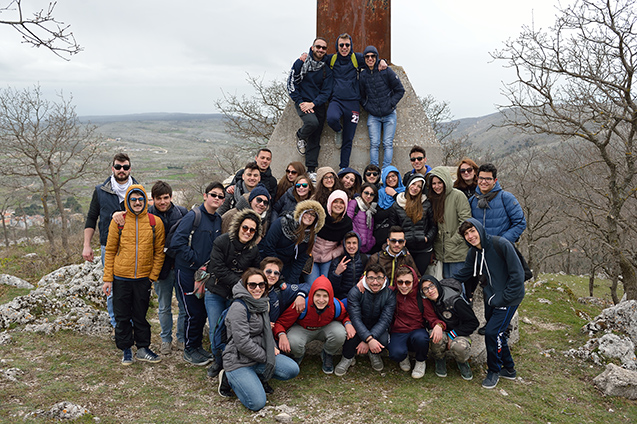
[355,197,377,229]
[236,287,276,380]
[110,175,132,203]
[476,191,498,209]
[280,214,310,244]
[294,53,326,85]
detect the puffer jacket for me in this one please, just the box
[359,45,405,117]
[469,181,527,243]
[346,274,396,341]
[347,198,376,253]
[220,193,271,236]
[272,186,300,222]
[207,209,262,299]
[429,167,472,263]
[103,185,165,282]
[390,193,438,253]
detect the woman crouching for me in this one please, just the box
[221,268,300,411]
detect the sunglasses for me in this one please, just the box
[410,156,425,162]
[314,45,327,50]
[264,269,280,276]
[286,169,298,175]
[365,171,379,177]
[129,197,144,203]
[247,282,266,290]
[241,225,257,234]
[388,238,405,244]
[365,54,376,59]
[396,279,413,286]
[362,191,375,197]
[296,183,309,188]
[254,197,269,207]
[207,192,225,200]
[460,168,474,174]
[113,164,131,171]
[339,43,351,48]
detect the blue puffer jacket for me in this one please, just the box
[453,218,525,307]
[148,202,188,280]
[359,46,405,117]
[272,186,298,222]
[329,35,364,101]
[169,203,221,271]
[287,48,333,107]
[469,181,526,243]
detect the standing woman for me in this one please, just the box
[347,182,378,253]
[221,268,300,411]
[453,158,479,199]
[272,174,315,221]
[338,167,362,199]
[371,165,405,254]
[312,166,342,206]
[390,173,438,275]
[427,167,471,278]
[274,162,306,203]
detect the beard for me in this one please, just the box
[114,172,129,183]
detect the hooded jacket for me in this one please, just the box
[391,266,444,333]
[170,202,222,272]
[453,218,525,307]
[288,47,334,107]
[220,192,272,236]
[346,274,396,341]
[424,276,479,338]
[207,209,262,299]
[103,185,165,282]
[359,45,405,117]
[273,275,351,337]
[378,165,405,210]
[328,35,364,101]
[148,201,188,281]
[337,167,362,198]
[429,167,472,263]
[346,196,376,253]
[469,181,527,243]
[327,232,368,299]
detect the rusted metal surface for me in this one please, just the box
[317,0,391,63]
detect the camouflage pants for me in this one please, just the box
[429,332,472,363]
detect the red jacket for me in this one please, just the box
[390,266,445,333]
[273,275,350,338]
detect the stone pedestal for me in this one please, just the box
[267,66,441,177]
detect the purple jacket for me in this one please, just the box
[347,199,375,253]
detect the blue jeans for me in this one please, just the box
[304,261,331,287]
[484,304,518,374]
[226,354,300,411]
[101,245,116,328]
[205,291,232,362]
[367,110,397,169]
[154,269,185,344]
[443,262,465,279]
[388,329,430,362]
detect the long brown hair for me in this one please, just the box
[405,182,424,223]
[275,162,306,202]
[313,171,342,206]
[428,175,446,223]
[454,158,478,190]
[293,174,315,202]
[294,209,319,252]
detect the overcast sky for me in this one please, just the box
[0,0,561,119]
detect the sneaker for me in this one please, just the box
[308,171,317,184]
[196,346,214,359]
[481,371,499,389]
[458,362,473,381]
[334,356,355,376]
[334,131,343,149]
[184,347,213,366]
[435,358,447,377]
[136,347,161,363]
[121,348,133,366]
[321,350,334,374]
[296,136,306,155]
[478,325,486,336]
[217,370,234,398]
[207,360,221,378]
[399,357,411,372]
[499,368,517,380]
[175,341,185,351]
[412,360,426,379]
[369,353,384,372]
[160,341,171,355]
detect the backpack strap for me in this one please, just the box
[148,213,156,243]
[188,207,202,247]
[298,297,310,320]
[333,298,342,319]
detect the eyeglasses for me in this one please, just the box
[314,44,327,50]
[254,197,269,207]
[365,171,379,177]
[396,279,413,286]
[362,191,375,197]
[129,197,144,203]
[241,225,257,234]
[207,192,225,200]
[410,156,425,162]
[366,275,384,282]
[296,183,309,188]
[286,169,298,175]
[264,269,280,276]
[388,238,405,244]
[422,284,436,292]
[339,43,350,48]
[365,54,376,59]
[478,176,494,182]
[459,168,474,174]
[247,282,266,290]
[323,175,335,181]
[113,164,131,171]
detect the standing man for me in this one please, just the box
[227,148,278,200]
[454,218,525,389]
[83,153,138,329]
[170,182,225,366]
[469,163,526,243]
[287,37,333,180]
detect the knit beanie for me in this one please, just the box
[327,189,349,216]
[248,184,271,202]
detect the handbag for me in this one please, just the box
[188,260,211,299]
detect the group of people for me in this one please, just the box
[84,144,528,411]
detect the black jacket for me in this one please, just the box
[390,194,438,253]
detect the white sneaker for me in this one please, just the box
[308,172,317,184]
[412,360,426,379]
[399,357,411,372]
[369,353,384,371]
[296,136,306,155]
[334,131,343,149]
[334,356,356,376]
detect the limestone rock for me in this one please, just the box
[585,300,637,346]
[593,363,637,400]
[597,333,637,370]
[0,274,33,289]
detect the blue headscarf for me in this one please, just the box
[378,165,405,209]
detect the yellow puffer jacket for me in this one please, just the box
[103,185,165,282]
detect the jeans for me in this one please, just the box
[226,354,300,411]
[154,269,185,344]
[101,245,116,328]
[304,261,331,286]
[443,262,465,279]
[484,304,518,373]
[367,110,397,169]
[388,329,430,362]
[205,291,232,362]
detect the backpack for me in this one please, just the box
[330,52,359,69]
[298,297,342,320]
[438,278,464,310]
[493,236,533,281]
[211,298,250,366]
[164,207,201,259]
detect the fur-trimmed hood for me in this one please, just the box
[293,199,326,233]
[228,208,262,249]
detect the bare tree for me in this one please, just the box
[492,0,637,300]
[419,95,471,165]
[0,85,104,255]
[0,1,81,59]
[214,73,288,144]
